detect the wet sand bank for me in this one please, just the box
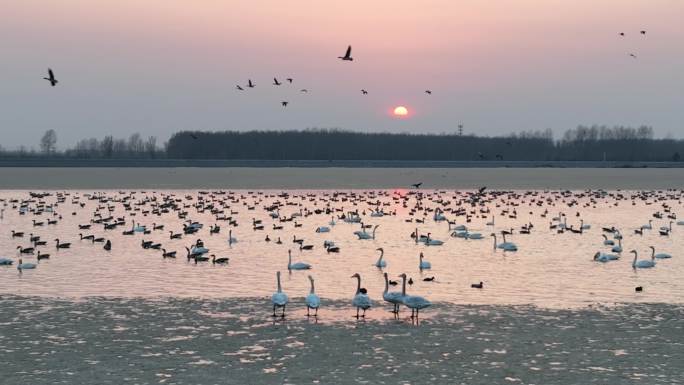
[1,296,682,384]
[2,167,684,189]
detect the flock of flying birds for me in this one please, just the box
[1,186,681,321]
[41,30,648,109]
[232,45,433,108]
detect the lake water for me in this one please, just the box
[2,189,682,308]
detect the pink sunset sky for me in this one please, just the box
[1,0,683,148]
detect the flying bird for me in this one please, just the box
[190,134,199,140]
[247,79,255,88]
[361,89,368,95]
[619,32,625,36]
[300,89,308,93]
[281,101,289,107]
[286,78,293,83]
[43,68,58,87]
[478,186,487,194]
[338,45,353,61]
[236,85,244,91]
[273,78,282,86]
[411,182,422,189]
[640,30,646,35]
[629,53,637,58]
[425,90,432,95]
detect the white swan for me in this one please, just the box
[287,250,311,270]
[419,252,431,270]
[305,275,321,316]
[351,273,372,318]
[383,272,403,314]
[602,234,614,246]
[593,251,619,263]
[642,220,653,230]
[611,238,622,253]
[17,258,36,273]
[631,250,655,269]
[374,247,387,268]
[271,271,288,317]
[423,232,444,246]
[399,273,431,318]
[580,220,591,230]
[0,258,13,265]
[491,234,517,251]
[315,226,330,233]
[356,225,379,240]
[467,232,483,240]
[649,246,672,259]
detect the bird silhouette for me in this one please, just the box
[43,68,58,87]
[629,53,637,58]
[411,182,422,189]
[300,89,308,93]
[273,78,282,86]
[247,79,255,88]
[236,85,244,91]
[286,78,293,83]
[190,134,199,140]
[361,89,368,95]
[619,32,625,36]
[425,90,432,95]
[281,101,289,107]
[338,45,353,61]
[640,30,646,35]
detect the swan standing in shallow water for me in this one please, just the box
[271,271,288,317]
[399,273,431,318]
[419,252,431,270]
[351,273,371,318]
[374,247,387,268]
[287,250,311,270]
[631,250,655,269]
[305,275,321,316]
[383,272,403,314]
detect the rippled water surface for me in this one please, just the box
[1,189,683,307]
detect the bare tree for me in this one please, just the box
[40,129,57,154]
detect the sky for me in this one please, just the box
[1,0,683,149]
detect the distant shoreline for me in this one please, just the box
[1,167,684,189]
[1,158,684,168]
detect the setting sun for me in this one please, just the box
[393,106,408,117]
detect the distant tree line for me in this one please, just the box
[1,125,682,162]
[0,131,164,159]
[166,126,684,162]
